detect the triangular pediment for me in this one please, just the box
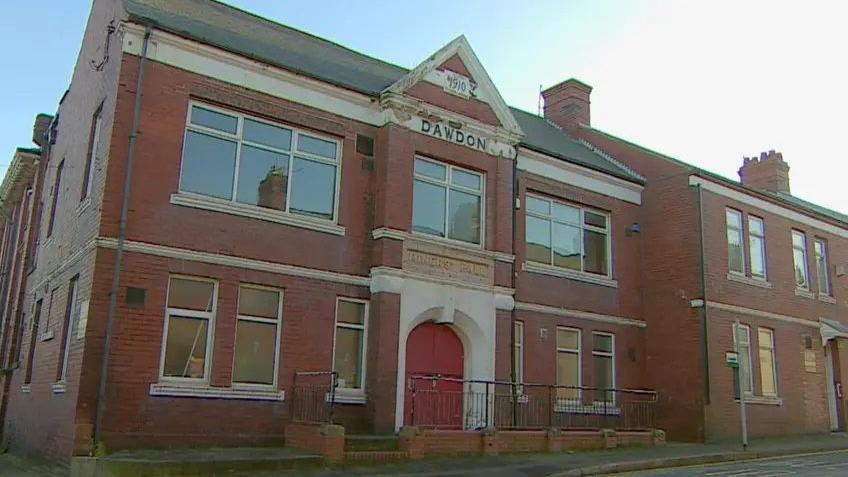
[383,36,523,137]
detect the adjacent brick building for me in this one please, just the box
[0,0,844,467]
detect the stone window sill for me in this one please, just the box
[736,394,782,406]
[818,294,837,304]
[170,192,345,236]
[727,273,772,289]
[150,382,285,401]
[51,382,66,394]
[795,288,816,300]
[327,388,366,405]
[523,261,618,288]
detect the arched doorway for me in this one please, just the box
[404,322,464,428]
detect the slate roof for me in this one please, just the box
[510,108,643,183]
[122,0,407,95]
[122,0,645,184]
[771,191,847,225]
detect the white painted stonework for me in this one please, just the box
[391,275,498,430]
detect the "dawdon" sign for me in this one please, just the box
[420,119,487,153]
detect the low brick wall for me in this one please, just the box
[400,427,665,459]
[284,423,345,462]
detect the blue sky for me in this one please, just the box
[1,1,845,212]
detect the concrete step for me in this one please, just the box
[344,434,400,452]
[71,447,323,476]
[344,450,409,463]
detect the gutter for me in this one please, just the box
[92,24,152,452]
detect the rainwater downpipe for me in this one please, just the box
[93,25,152,451]
[695,182,711,404]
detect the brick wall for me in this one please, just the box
[3,0,126,462]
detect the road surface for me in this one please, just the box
[615,450,848,477]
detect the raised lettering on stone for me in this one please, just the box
[420,119,488,153]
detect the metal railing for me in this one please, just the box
[408,375,657,431]
[290,370,338,424]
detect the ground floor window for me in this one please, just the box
[556,327,581,400]
[733,323,753,394]
[758,327,777,396]
[333,298,368,391]
[233,285,282,386]
[592,332,615,402]
[161,276,217,381]
[513,321,524,385]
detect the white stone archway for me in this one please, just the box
[392,277,497,431]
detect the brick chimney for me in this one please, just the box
[738,150,791,194]
[541,78,592,133]
[32,114,53,147]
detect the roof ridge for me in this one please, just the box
[577,139,646,182]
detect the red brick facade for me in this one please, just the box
[0,0,844,467]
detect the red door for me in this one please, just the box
[404,322,464,428]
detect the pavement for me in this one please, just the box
[0,433,846,476]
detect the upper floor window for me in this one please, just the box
[791,230,809,290]
[725,209,744,275]
[179,103,341,221]
[526,194,610,276]
[814,238,831,296]
[748,216,766,279]
[81,103,103,201]
[412,158,483,245]
[46,160,64,238]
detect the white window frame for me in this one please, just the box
[179,101,343,223]
[526,193,612,278]
[331,297,369,397]
[757,327,778,397]
[412,156,485,247]
[591,331,616,404]
[58,276,79,382]
[791,230,810,290]
[231,284,283,389]
[513,321,524,385]
[158,275,218,384]
[733,323,754,394]
[556,326,582,400]
[748,216,767,280]
[726,208,745,276]
[814,238,831,296]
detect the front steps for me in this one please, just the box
[344,435,408,462]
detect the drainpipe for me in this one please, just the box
[695,182,710,404]
[92,25,152,452]
[509,147,519,419]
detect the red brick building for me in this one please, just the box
[0,0,844,466]
[553,84,848,441]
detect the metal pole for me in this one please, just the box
[734,320,748,450]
